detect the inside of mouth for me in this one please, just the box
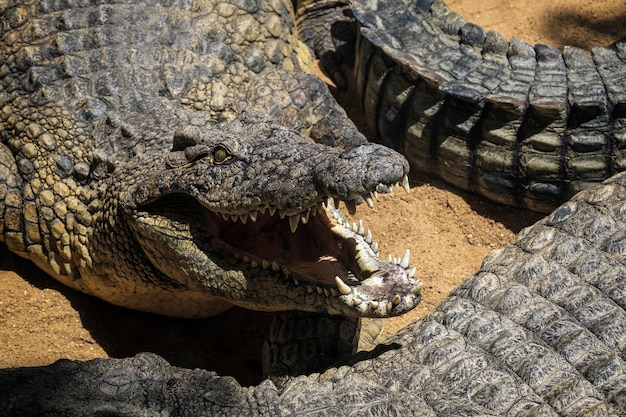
[205,205,367,285]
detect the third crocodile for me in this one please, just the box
[1,0,626,415]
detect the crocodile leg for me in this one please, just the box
[263,311,360,384]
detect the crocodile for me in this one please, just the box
[0,0,424,319]
[1,0,626,416]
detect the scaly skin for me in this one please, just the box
[354,0,626,212]
[1,171,625,416]
[1,0,626,416]
[0,0,421,319]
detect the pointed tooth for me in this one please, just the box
[316,287,323,295]
[387,254,393,263]
[345,200,357,215]
[402,175,410,194]
[294,279,299,286]
[249,211,257,222]
[230,214,238,222]
[408,267,416,278]
[239,214,248,224]
[392,294,401,305]
[352,222,357,232]
[334,276,352,295]
[272,261,280,271]
[365,229,372,244]
[301,210,310,224]
[330,288,338,297]
[358,220,366,236]
[243,256,250,263]
[373,191,379,200]
[307,285,314,293]
[262,260,270,269]
[251,260,259,268]
[222,213,229,221]
[269,206,277,216]
[365,196,374,208]
[289,215,300,233]
[386,302,393,313]
[279,210,286,219]
[369,300,379,309]
[372,242,379,253]
[400,249,410,268]
[413,281,424,294]
[324,288,331,297]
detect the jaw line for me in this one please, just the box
[203,199,424,317]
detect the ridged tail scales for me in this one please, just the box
[353,0,626,212]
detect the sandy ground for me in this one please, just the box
[1,0,625,386]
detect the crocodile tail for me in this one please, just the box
[353,0,626,212]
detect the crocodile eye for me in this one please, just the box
[213,145,231,164]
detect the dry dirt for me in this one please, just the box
[1,0,625,386]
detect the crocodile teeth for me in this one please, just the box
[365,196,374,208]
[335,276,352,295]
[269,206,277,216]
[249,211,257,222]
[371,242,379,253]
[345,199,357,215]
[357,220,365,236]
[262,260,270,269]
[400,249,410,268]
[401,175,410,194]
[408,267,416,278]
[288,215,300,233]
[392,294,401,305]
[239,214,248,224]
[365,229,372,244]
[301,210,310,224]
[271,261,280,271]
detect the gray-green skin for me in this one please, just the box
[354,0,626,212]
[0,0,420,321]
[1,0,626,416]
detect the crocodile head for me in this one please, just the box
[98,112,421,318]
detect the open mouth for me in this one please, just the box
[136,176,422,317]
[197,180,422,316]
